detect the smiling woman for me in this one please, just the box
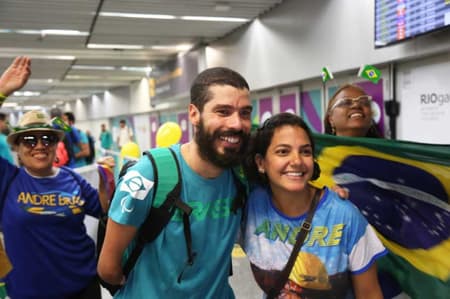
[241,113,387,299]
[324,84,381,138]
[0,108,108,298]
[7,110,64,176]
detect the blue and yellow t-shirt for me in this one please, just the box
[0,158,101,298]
[242,186,387,299]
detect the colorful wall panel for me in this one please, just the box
[300,89,323,133]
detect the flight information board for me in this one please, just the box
[375,0,450,47]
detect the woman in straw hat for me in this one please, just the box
[0,58,108,298]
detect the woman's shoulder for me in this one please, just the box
[321,187,362,215]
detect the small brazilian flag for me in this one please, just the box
[51,117,71,132]
[321,66,334,83]
[358,64,381,84]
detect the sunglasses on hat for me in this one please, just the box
[18,134,59,148]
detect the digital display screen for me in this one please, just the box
[375,0,450,47]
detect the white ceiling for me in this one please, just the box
[0,0,283,109]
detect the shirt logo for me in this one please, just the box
[119,170,154,200]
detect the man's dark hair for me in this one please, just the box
[0,112,6,122]
[64,112,76,123]
[119,119,126,124]
[190,67,249,112]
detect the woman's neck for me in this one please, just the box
[25,166,59,178]
[336,127,368,137]
[271,186,317,217]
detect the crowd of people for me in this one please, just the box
[0,55,430,299]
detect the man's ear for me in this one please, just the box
[188,104,200,126]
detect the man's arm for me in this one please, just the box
[0,56,31,101]
[97,219,138,285]
[351,263,383,299]
[75,141,91,158]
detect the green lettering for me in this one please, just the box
[255,220,271,237]
[191,201,210,221]
[327,224,344,246]
[270,223,291,242]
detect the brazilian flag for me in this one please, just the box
[312,134,450,299]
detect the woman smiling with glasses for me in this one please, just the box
[324,84,381,138]
[0,57,109,299]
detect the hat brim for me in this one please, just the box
[7,128,65,146]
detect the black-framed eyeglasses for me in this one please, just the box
[18,134,58,148]
[330,95,372,110]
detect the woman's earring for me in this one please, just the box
[331,126,336,135]
[258,168,265,174]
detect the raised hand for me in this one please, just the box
[0,56,31,97]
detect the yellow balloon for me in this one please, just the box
[120,142,141,159]
[156,122,182,147]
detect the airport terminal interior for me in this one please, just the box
[0,0,449,298]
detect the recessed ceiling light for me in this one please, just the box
[120,66,153,73]
[72,65,116,71]
[41,29,89,36]
[180,16,248,22]
[87,43,144,50]
[151,44,193,51]
[27,55,75,61]
[2,102,18,107]
[100,12,176,19]
[13,91,41,97]
[0,29,88,36]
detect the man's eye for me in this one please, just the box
[216,109,231,116]
[240,110,252,119]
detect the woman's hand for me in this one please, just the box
[331,185,349,199]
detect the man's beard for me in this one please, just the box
[195,120,248,168]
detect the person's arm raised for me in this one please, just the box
[0,56,31,105]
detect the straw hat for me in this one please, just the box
[7,110,64,145]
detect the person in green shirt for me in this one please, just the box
[99,123,112,150]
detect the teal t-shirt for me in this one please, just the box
[109,144,240,299]
[100,131,112,150]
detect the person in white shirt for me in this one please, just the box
[116,119,133,149]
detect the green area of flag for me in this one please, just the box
[321,66,334,83]
[358,64,381,84]
[51,117,72,132]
